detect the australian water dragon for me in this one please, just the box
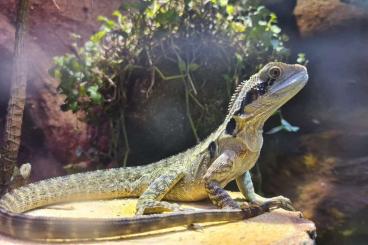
[0,62,308,241]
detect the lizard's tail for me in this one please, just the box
[0,167,146,213]
[0,206,268,240]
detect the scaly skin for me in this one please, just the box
[0,62,308,240]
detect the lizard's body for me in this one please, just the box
[0,62,308,241]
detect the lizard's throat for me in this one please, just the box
[240,101,281,128]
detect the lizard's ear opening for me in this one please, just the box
[225,116,248,136]
[225,118,237,136]
[208,141,217,159]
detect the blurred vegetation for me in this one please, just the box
[51,0,296,166]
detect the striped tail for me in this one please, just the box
[0,206,269,240]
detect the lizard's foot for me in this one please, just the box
[135,200,184,215]
[250,194,295,211]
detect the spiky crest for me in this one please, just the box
[227,81,245,113]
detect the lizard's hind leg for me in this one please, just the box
[136,169,185,215]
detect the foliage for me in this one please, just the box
[51,0,292,164]
[297,52,308,65]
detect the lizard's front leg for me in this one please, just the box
[203,150,248,209]
[136,169,185,215]
[236,171,295,211]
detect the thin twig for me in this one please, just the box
[121,113,130,167]
[154,66,186,80]
[185,87,199,143]
[189,92,205,110]
[52,0,61,11]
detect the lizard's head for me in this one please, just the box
[227,62,308,126]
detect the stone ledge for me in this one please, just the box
[0,192,316,244]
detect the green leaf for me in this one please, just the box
[91,30,107,43]
[79,83,87,96]
[270,25,281,34]
[297,53,308,64]
[269,13,277,23]
[226,5,235,15]
[219,0,228,7]
[266,125,284,134]
[188,63,200,71]
[178,60,186,73]
[120,2,148,11]
[231,22,246,32]
[145,1,159,18]
[70,59,81,71]
[97,16,109,23]
[53,68,62,80]
[112,10,123,19]
[69,101,79,113]
[156,10,179,26]
[266,114,300,134]
[235,53,243,63]
[87,85,103,104]
[281,119,300,132]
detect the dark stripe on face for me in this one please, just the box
[225,118,236,136]
[234,81,269,115]
[208,141,217,159]
[257,81,267,95]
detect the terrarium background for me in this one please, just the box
[0,0,367,244]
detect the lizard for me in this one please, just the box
[0,62,308,241]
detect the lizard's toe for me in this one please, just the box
[239,201,250,209]
[135,208,145,216]
[167,202,182,212]
[268,196,295,211]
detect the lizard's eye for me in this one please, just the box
[268,66,282,79]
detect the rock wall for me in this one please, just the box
[0,0,122,179]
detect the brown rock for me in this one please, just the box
[294,0,368,37]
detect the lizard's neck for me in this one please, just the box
[233,112,269,153]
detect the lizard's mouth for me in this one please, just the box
[270,67,308,96]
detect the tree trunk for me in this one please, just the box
[0,0,29,194]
